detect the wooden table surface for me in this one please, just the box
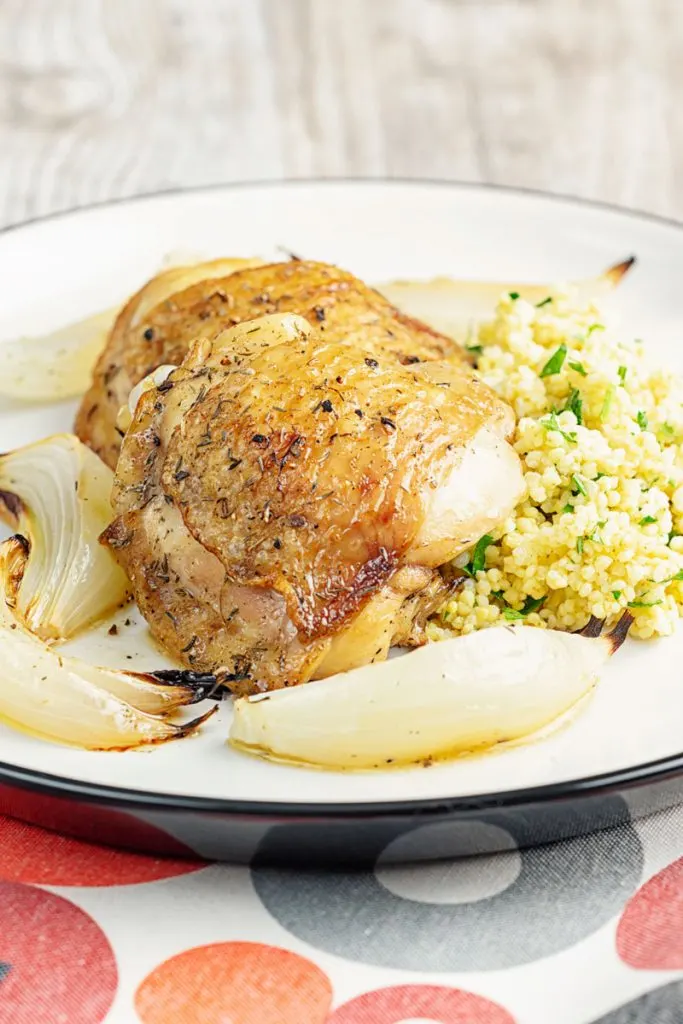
[0,0,680,228]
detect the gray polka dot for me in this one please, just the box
[252,800,643,971]
[590,980,683,1023]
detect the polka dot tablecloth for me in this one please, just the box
[2,799,683,1023]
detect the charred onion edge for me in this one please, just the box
[605,611,634,652]
[143,669,223,703]
[575,615,604,638]
[605,255,636,285]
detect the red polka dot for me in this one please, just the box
[617,856,683,969]
[328,985,516,1023]
[0,814,205,886]
[136,942,332,1024]
[0,881,117,1024]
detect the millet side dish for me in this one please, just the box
[432,287,683,641]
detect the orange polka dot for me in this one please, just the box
[0,811,205,886]
[136,942,332,1024]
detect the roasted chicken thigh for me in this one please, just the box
[103,314,524,694]
[77,260,463,469]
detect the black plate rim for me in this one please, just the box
[2,175,683,821]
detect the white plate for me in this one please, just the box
[1,180,682,811]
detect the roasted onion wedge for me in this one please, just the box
[0,434,131,639]
[377,257,635,341]
[0,538,215,749]
[230,615,632,769]
[0,257,265,403]
[0,307,119,402]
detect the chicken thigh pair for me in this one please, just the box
[77,261,524,694]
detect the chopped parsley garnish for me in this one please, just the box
[540,343,568,378]
[503,595,546,620]
[563,388,583,424]
[659,422,676,440]
[618,365,627,384]
[639,515,657,526]
[466,343,483,355]
[576,536,585,554]
[562,503,574,513]
[661,571,683,583]
[628,598,663,608]
[600,384,615,421]
[536,296,553,308]
[587,323,606,335]
[508,291,520,301]
[568,361,587,376]
[571,474,588,497]
[465,533,494,575]
[636,411,649,431]
[612,590,622,600]
[543,411,577,444]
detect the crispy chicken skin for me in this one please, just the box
[103,315,524,695]
[76,259,464,469]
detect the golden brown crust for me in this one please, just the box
[105,316,512,688]
[76,260,464,468]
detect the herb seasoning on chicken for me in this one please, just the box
[102,313,524,694]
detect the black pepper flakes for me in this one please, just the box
[108,624,118,636]
[157,379,174,393]
[273,538,282,550]
[289,514,306,528]
[380,416,397,430]
[312,305,326,322]
[321,399,333,413]
[143,327,155,341]
[251,433,269,447]
[354,409,363,418]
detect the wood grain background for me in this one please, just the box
[0,0,680,227]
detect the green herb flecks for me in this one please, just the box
[618,365,627,385]
[536,296,553,308]
[569,361,588,376]
[464,533,494,576]
[639,515,657,526]
[571,474,588,497]
[503,595,547,620]
[600,384,615,422]
[563,388,583,425]
[543,411,577,444]
[636,410,649,431]
[540,343,568,378]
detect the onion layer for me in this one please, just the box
[0,434,131,639]
[0,538,216,749]
[378,257,635,341]
[0,257,265,403]
[230,615,632,769]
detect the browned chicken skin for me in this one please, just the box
[76,259,465,469]
[103,315,524,695]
